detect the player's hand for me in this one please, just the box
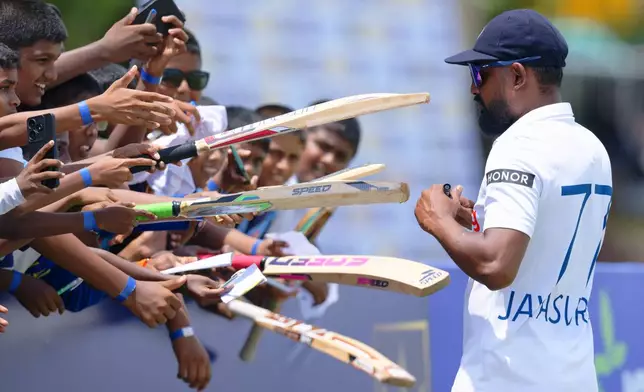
[145,15,189,75]
[98,7,162,63]
[0,304,8,333]
[185,274,232,307]
[88,156,158,187]
[302,281,328,306]
[86,65,175,130]
[93,203,157,234]
[147,251,196,271]
[123,278,186,327]
[414,184,463,235]
[172,333,212,391]
[257,239,290,257]
[16,140,65,198]
[13,275,65,318]
[456,195,475,230]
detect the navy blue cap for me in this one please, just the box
[445,9,568,67]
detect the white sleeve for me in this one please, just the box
[482,142,544,237]
[0,178,25,215]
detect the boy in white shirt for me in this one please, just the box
[414,9,610,392]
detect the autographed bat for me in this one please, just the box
[130,93,430,173]
[168,253,451,297]
[227,300,416,387]
[137,180,408,219]
[239,163,385,362]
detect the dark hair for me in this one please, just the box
[0,0,67,50]
[307,98,361,156]
[256,103,305,143]
[88,63,135,92]
[226,105,269,152]
[39,73,102,110]
[0,43,20,70]
[184,28,201,56]
[532,66,563,91]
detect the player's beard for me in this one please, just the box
[474,94,517,137]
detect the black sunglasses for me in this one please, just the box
[162,69,210,91]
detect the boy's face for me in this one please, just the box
[17,40,63,107]
[56,131,71,163]
[159,52,202,103]
[259,134,303,186]
[67,92,99,161]
[0,68,20,116]
[296,125,354,182]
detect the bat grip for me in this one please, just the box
[129,142,199,173]
[230,255,265,270]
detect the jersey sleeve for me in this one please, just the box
[481,140,544,237]
[0,178,25,215]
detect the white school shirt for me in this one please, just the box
[453,103,611,392]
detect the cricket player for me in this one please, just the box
[414,9,611,392]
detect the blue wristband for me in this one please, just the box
[116,276,137,303]
[170,326,195,341]
[78,100,93,125]
[83,211,99,232]
[250,239,262,255]
[206,179,219,192]
[141,69,162,85]
[79,168,92,187]
[8,270,22,294]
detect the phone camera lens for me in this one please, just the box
[27,119,37,129]
[36,123,44,132]
[28,130,37,141]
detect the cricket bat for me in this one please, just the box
[238,163,385,362]
[227,300,416,387]
[136,180,408,219]
[130,92,430,173]
[173,253,451,297]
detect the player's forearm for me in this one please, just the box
[0,238,32,258]
[111,189,178,204]
[188,222,229,250]
[433,218,501,286]
[50,41,109,88]
[166,294,191,331]
[91,247,172,282]
[31,234,128,297]
[0,211,87,239]
[222,229,258,254]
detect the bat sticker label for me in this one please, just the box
[485,169,535,188]
[291,184,332,196]
[419,269,445,285]
[357,278,389,288]
[269,257,369,267]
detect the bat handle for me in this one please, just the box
[129,142,199,174]
[443,183,452,199]
[230,255,265,270]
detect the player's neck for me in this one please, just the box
[519,90,562,118]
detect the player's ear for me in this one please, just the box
[511,63,527,90]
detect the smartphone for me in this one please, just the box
[26,114,59,189]
[133,0,186,36]
[230,146,251,185]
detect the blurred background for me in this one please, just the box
[1,1,640,391]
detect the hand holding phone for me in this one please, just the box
[133,0,186,36]
[25,114,61,190]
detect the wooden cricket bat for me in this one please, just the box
[137,180,408,219]
[178,253,450,297]
[238,163,385,362]
[227,300,416,387]
[130,93,430,173]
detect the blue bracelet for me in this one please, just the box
[8,270,22,294]
[170,326,195,341]
[250,239,262,255]
[141,69,162,85]
[78,100,93,125]
[79,168,92,187]
[82,211,99,232]
[116,276,136,303]
[206,179,219,191]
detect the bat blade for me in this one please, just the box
[139,180,409,220]
[232,255,450,297]
[130,93,429,172]
[228,300,416,387]
[160,253,233,275]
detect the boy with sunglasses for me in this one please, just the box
[158,29,209,103]
[414,9,610,392]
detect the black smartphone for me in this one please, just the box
[26,113,59,189]
[230,146,251,185]
[133,0,186,36]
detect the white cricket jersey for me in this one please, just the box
[453,103,611,392]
